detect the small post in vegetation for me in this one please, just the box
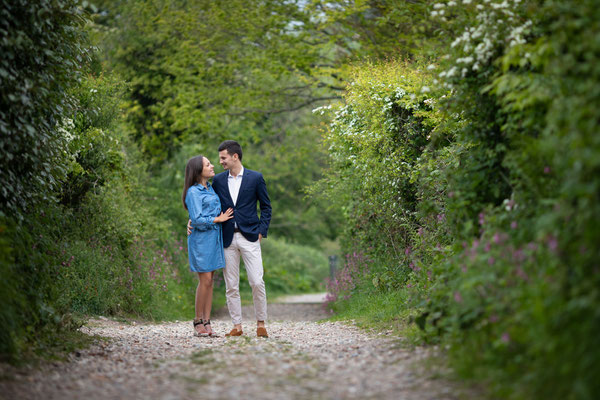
[328,255,338,280]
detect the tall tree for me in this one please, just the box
[95,0,343,163]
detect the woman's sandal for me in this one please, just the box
[193,318,208,337]
[203,319,216,337]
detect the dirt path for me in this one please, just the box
[0,297,467,400]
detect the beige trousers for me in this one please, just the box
[223,232,267,325]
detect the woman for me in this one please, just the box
[182,155,233,336]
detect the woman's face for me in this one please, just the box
[201,157,215,179]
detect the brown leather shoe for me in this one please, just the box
[225,328,243,337]
[256,327,269,338]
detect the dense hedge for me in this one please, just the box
[320,1,600,399]
[0,2,198,361]
[0,0,89,359]
[0,0,89,219]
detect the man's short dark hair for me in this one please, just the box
[218,140,243,161]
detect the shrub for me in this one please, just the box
[314,59,445,289]
[319,1,600,398]
[0,0,90,220]
[260,237,329,295]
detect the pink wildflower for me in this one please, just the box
[453,291,463,303]
[547,236,558,252]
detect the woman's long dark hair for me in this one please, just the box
[182,155,205,210]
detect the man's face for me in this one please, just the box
[219,149,236,170]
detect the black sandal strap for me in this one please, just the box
[203,319,211,326]
[193,319,204,327]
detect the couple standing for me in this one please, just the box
[182,140,271,338]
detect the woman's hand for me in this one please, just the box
[214,208,234,223]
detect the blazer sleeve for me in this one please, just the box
[187,188,216,232]
[256,173,272,237]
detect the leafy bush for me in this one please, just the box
[318,1,600,398]
[0,15,199,359]
[0,0,90,220]
[0,0,91,360]
[260,237,329,295]
[314,59,444,289]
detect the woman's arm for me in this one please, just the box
[187,189,217,231]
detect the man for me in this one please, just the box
[188,140,271,337]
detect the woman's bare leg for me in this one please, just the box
[199,271,215,334]
[194,272,208,335]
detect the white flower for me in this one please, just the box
[491,1,509,9]
[456,56,474,64]
[421,86,430,93]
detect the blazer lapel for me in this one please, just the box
[218,173,234,205]
[237,169,252,199]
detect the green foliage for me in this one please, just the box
[244,113,340,245]
[260,238,329,295]
[60,73,127,207]
[315,59,445,285]
[0,0,90,220]
[326,285,418,338]
[307,0,437,59]
[0,34,197,361]
[96,0,341,164]
[318,1,600,399]
[0,219,26,359]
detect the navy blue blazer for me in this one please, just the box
[212,168,272,248]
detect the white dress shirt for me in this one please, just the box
[227,166,244,206]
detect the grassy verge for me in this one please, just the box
[326,289,421,343]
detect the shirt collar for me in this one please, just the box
[228,166,244,179]
[194,182,211,190]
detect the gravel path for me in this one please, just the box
[0,300,468,400]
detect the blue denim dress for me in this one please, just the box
[185,183,225,272]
